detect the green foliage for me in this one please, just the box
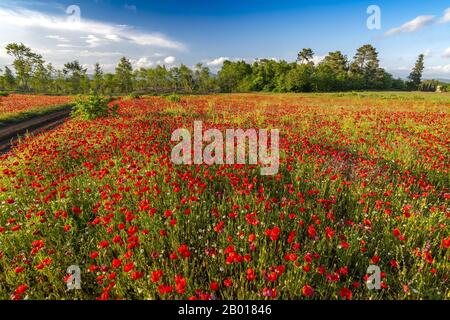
[0,43,443,95]
[418,80,444,92]
[0,92,9,97]
[63,60,88,94]
[115,57,134,94]
[218,60,252,92]
[128,91,141,99]
[408,54,425,90]
[297,48,315,64]
[71,91,113,120]
[165,93,181,102]
[5,42,44,91]
[286,63,314,92]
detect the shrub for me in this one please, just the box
[165,93,181,103]
[128,92,141,99]
[418,80,440,92]
[0,92,9,97]
[71,91,114,120]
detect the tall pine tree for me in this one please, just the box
[408,54,425,90]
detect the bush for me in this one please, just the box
[418,80,440,92]
[71,91,115,120]
[128,92,141,99]
[0,92,9,97]
[165,93,181,103]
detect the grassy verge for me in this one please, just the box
[0,103,74,127]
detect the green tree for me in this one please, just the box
[194,63,216,93]
[218,60,252,92]
[63,60,87,94]
[286,63,314,92]
[171,64,194,93]
[53,69,66,94]
[297,48,315,65]
[314,51,349,91]
[1,66,16,90]
[6,42,44,91]
[103,73,116,96]
[31,62,52,93]
[115,57,133,93]
[148,65,173,93]
[350,44,384,88]
[272,60,292,92]
[322,51,348,73]
[408,54,425,90]
[92,63,104,94]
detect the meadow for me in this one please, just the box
[0,92,448,300]
[0,94,73,125]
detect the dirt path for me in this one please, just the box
[0,107,72,154]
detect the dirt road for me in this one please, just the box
[0,107,72,154]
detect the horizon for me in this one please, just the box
[0,0,450,80]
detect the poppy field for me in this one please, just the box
[0,93,448,300]
[0,94,73,125]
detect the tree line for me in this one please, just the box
[0,42,448,95]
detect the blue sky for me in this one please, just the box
[1,0,450,78]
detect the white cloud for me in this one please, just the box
[443,48,450,58]
[83,34,103,47]
[296,55,324,65]
[131,57,154,69]
[105,34,122,42]
[312,55,325,64]
[0,5,185,72]
[424,64,450,76]
[0,7,185,50]
[385,15,436,36]
[77,50,123,58]
[423,49,432,58]
[46,35,69,42]
[164,56,175,64]
[206,57,229,67]
[439,8,450,23]
[56,43,81,48]
[0,47,8,59]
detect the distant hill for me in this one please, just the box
[424,78,450,84]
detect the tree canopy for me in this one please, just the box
[1,42,447,95]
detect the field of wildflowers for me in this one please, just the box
[0,93,448,300]
[0,94,73,125]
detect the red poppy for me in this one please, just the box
[112,258,122,269]
[178,244,191,258]
[123,262,134,272]
[210,281,219,291]
[151,270,163,283]
[223,278,233,287]
[340,287,352,300]
[14,284,28,296]
[302,284,314,297]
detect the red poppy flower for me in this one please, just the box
[123,262,134,272]
[15,284,28,295]
[151,270,163,283]
[178,244,191,258]
[302,284,314,297]
[112,258,122,269]
[223,278,233,287]
[210,281,220,291]
[131,271,144,281]
[340,287,352,300]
